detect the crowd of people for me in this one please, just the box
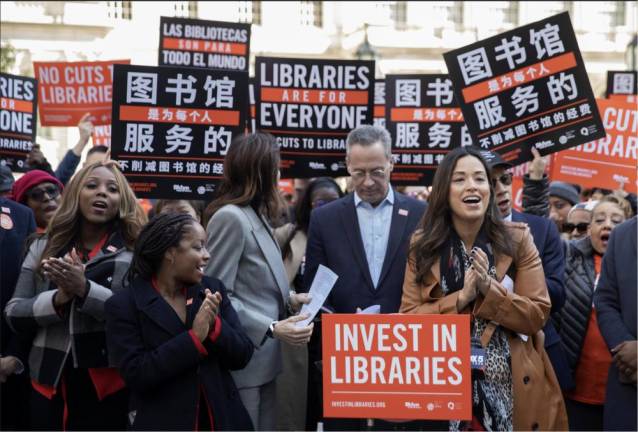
[0,118,636,431]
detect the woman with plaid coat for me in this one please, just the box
[5,162,146,430]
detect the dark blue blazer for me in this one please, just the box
[105,276,254,431]
[304,191,426,313]
[512,210,572,389]
[0,198,36,357]
[594,216,637,431]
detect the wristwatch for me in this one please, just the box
[266,320,278,338]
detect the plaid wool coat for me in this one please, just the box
[4,231,132,387]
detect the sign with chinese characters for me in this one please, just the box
[323,314,471,420]
[373,80,386,128]
[444,12,604,166]
[552,99,637,193]
[159,16,250,72]
[0,73,38,172]
[34,59,129,126]
[111,64,247,199]
[256,57,374,178]
[386,74,470,186]
[606,70,637,102]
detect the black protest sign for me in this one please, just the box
[111,64,247,199]
[444,12,604,166]
[256,57,374,178]
[247,77,256,133]
[606,70,637,98]
[0,73,38,172]
[158,16,250,72]
[386,74,470,186]
[374,80,386,128]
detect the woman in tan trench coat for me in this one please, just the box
[400,146,567,431]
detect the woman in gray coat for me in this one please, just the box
[204,133,313,431]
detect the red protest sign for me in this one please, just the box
[92,125,111,147]
[552,99,637,193]
[34,59,129,126]
[323,314,471,421]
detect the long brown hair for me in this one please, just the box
[205,133,283,223]
[410,146,513,285]
[38,161,147,268]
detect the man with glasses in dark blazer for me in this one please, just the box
[304,125,427,430]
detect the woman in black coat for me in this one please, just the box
[105,213,254,430]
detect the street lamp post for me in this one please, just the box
[355,23,377,61]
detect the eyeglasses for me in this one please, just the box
[26,185,60,202]
[350,168,387,182]
[562,222,589,234]
[491,173,513,188]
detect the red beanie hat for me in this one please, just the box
[12,170,64,204]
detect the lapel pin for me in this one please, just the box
[0,214,13,229]
[1,207,10,214]
[186,298,193,306]
[398,208,409,216]
[106,245,118,253]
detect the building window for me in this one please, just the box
[300,1,322,27]
[612,1,626,26]
[107,1,132,20]
[504,1,519,26]
[238,1,261,25]
[173,1,197,18]
[562,1,574,17]
[392,1,407,30]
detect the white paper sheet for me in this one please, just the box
[357,304,381,314]
[295,264,338,327]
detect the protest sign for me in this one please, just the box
[159,16,250,72]
[92,125,111,147]
[256,57,374,177]
[386,74,470,185]
[606,70,637,99]
[0,73,38,172]
[247,77,256,133]
[110,64,247,199]
[373,80,386,128]
[323,314,471,420]
[552,99,637,192]
[34,59,129,126]
[444,12,604,166]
